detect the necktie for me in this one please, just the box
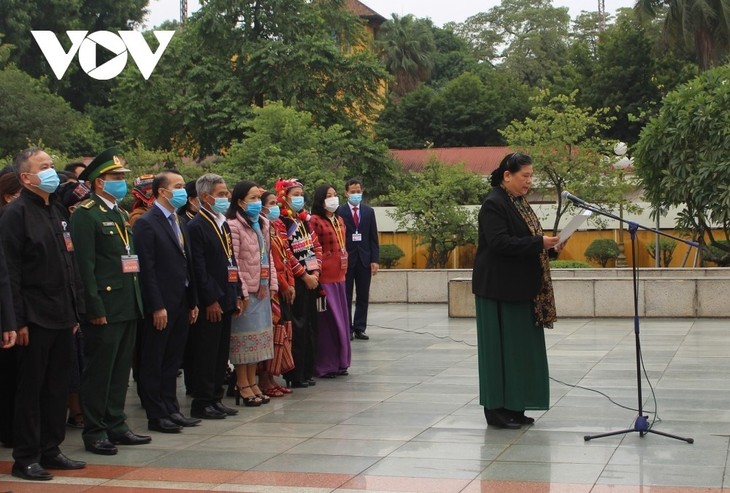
[170,213,184,249]
[352,206,359,229]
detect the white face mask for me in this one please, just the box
[324,196,340,213]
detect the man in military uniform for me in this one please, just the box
[70,148,150,455]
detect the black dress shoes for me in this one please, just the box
[109,430,152,445]
[41,453,86,470]
[191,404,226,419]
[85,438,118,455]
[484,408,521,429]
[353,331,369,340]
[212,400,239,416]
[12,462,53,481]
[169,412,201,427]
[148,417,183,433]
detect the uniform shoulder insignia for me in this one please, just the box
[80,199,95,209]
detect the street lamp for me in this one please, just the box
[613,142,632,267]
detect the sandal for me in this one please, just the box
[262,387,285,398]
[67,413,84,429]
[234,385,262,407]
[274,385,293,394]
[251,385,271,404]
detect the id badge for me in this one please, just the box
[260,265,270,280]
[340,254,348,270]
[228,266,239,283]
[305,255,318,271]
[63,232,75,252]
[352,233,362,242]
[121,255,140,273]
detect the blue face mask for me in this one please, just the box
[244,200,262,218]
[102,179,128,201]
[32,168,60,194]
[348,193,362,206]
[266,205,280,221]
[212,197,230,215]
[290,196,305,212]
[167,188,188,209]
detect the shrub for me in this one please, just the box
[584,239,620,267]
[646,238,678,267]
[549,260,592,269]
[379,243,405,269]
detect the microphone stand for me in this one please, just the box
[565,200,695,444]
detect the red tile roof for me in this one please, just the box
[343,0,386,22]
[390,146,512,176]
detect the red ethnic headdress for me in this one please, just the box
[275,178,308,220]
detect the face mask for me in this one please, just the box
[348,193,362,206]
[102,179,128,201]
[266,205,280,221]
[290,195,305,212]
[211,197,230,214]
[32,168,60,194]
[324,196,340,213]
[167,188,188,209]
[244,200,262,218]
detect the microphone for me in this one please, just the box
[561,190,594,208]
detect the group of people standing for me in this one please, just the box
[0,146,380,481]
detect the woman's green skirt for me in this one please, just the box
[475,296,549,410]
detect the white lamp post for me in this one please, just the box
[613,142,632,267]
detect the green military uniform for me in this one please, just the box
[70,149,143,447]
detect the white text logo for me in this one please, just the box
[31,30,175,80]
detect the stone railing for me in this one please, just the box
[370,268,730,318]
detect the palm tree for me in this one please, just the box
[375,14,436,97]
[636,0,730,71]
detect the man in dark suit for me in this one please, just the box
[337,179,380,341]
[1,148,86,480]
[187,173,243,419]
[133,170,201,433]
[71,148,150,455]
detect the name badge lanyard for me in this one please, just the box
[200,211,238,282]
[296,220,318,272]
[114,219,140,273]
[330,216,348,270]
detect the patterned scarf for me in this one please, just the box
[502,185,557,328]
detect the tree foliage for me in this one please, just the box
[636,0,730,71]
[221,103,399,200]
[375,14,436,97]
[634,63,730,264]
[386,158,485,268]
[0,65,101,156]
[501,90,631,235]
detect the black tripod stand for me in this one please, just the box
[569,202,694,444]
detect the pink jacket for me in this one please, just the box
[228,212,278,298]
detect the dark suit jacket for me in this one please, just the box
[187,209,242,313]
[133,204,197,315]
[0,240,16,332]
[472,186,544,301]
[337,203,379,268]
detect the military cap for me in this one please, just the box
[78,147,130,182]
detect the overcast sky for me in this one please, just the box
[145,0,636,29]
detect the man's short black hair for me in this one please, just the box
[345,178,362,191]
[152,169,182,198]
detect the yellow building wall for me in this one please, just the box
[378,229,704,269]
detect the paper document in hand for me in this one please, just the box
[557,209,592,246]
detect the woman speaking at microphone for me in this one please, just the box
[472,152,560,429]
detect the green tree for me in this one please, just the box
[0,65,101,156]
[222,103,398,200]
[428,25,478,88]
[634,64,730,265]
[637,0,730,71]
[375,14,436,97]
[195,0,387,132]
[386,158,485,268]
[452,0,571,86]
[375,85,437,149]
[501,90,631,235]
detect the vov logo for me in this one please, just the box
[31,30,175,81]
